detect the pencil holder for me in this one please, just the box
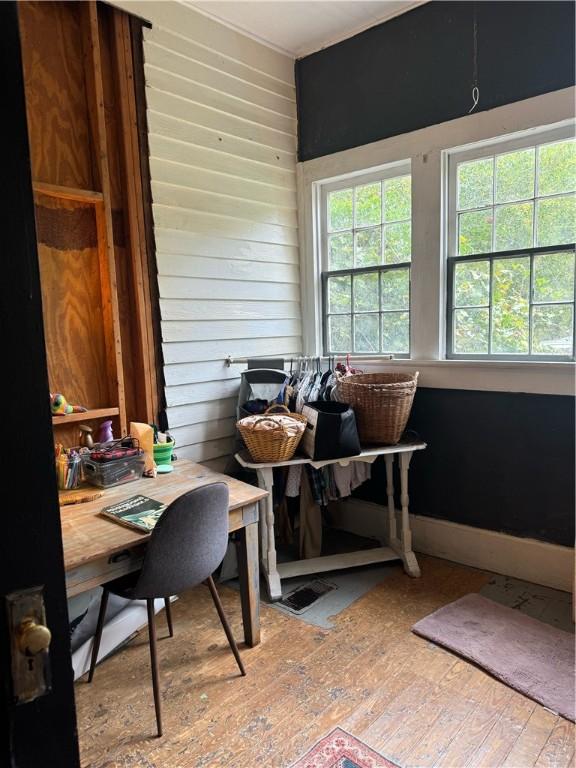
[56,453,82,491]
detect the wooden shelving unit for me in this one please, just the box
[52,407,120,427]
[20,0,161,449]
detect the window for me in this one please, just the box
[447,128,576,360]
[320,164,411,356]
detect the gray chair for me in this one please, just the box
[87,483,246,737]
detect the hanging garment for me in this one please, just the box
[306,465,328,507]
[299,469,322,559]
[285,463,303,498]
[275,497,293,546]
[351,461,372,490]
[332,463,353,498]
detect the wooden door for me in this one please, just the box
[0,4,80,765]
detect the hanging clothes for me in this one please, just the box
[299,468,322,559]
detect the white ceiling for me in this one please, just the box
[190,1,426,58]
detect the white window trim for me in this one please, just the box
[319,162,412,357]
[297,86,576,395]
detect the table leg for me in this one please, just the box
[397,451,420,577]
[236,521,260,646]
[384,454,397,545]
[256,467,282,601]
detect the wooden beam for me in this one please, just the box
[112,11,155,422]
[130,16,165,428]
[81,2,127,436]
[33,182,103,204]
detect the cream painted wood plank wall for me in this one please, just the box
[112,0,301,466]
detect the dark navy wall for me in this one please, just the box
[295,1,576,161]
[355,389,575,547]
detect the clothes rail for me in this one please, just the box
[224,354,393,367]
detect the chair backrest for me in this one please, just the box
[132,482,230,599]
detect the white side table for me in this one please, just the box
[235,441,426,601]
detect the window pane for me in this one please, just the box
[354,313,379,352]
[495,148,535,204]
[328,275,351,313]
[491,257,530,354]
[533,251,575,303]
[383,221,411,263]
[458,209,493,255]
[457,158,493,210]
[536,195,576,246]
[382,311,409,353]
[454,260,490,307]
[383,175,411,222]
[537,140,576,197]
[494,202,534,251]
[532,304,574,355]
[355,227,381,267]
[453,308,489,354]
[353,272,379,312]
[329,315,351,352]
[355,183,381,227]
[328,233,353,269]
[328,188,353,232]
[381,268,410,310]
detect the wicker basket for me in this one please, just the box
[237,406,307,463]
[337,372,419,445]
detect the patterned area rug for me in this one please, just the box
[290,728,399,768]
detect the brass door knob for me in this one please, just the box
[18,619,52,656]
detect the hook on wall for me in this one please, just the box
[468,1,480,114]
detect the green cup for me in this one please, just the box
[153,439,174,466]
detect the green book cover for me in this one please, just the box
[100,494,167,533]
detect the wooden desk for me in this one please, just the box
[60,459,267,646]
[236,441,426,601]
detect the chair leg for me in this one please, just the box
[164,597,174,638]
[206,576,246,676]
[147,599,163,737]
[87,588,109,683]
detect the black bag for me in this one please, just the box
[300,401,361,461]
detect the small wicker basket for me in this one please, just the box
[237,406,307,463]
[337,372,419,445]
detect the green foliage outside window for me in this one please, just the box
[325,173,412,354]
[452,138,576,357]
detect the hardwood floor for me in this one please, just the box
[75,556,575,768]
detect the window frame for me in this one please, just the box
[319,161,412,358]
[445,125,576,362]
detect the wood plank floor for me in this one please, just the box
[75,556,575,768]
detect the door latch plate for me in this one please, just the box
[6,586,52,704]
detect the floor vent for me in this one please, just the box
[279,580,336,614]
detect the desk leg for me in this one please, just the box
[397,451,420,577]
[236,521,260,647]
[256,467,282,601]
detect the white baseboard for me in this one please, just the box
[331,499,574,593]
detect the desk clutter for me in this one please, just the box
[56,420,175,494]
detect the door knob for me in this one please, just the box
[18,618,52,656]
[7,587,52,703]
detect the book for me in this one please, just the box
[100,494,167,533]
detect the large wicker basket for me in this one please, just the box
[237,408,307,463]
[337,372,419,445]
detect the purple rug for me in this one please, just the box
[412,593,575,721]
[290,728,399,767]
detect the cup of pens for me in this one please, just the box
[56,451,82,491]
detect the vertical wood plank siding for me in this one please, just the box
[112,1,301,463]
